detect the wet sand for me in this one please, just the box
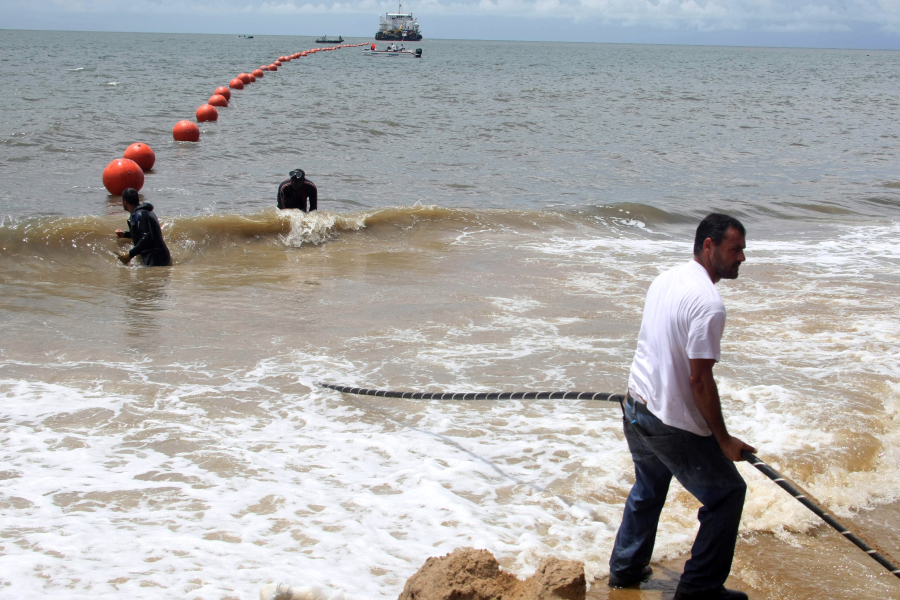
[588,502,900,599]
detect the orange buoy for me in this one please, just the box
[196,104,218,122]
[238,73,251,84]
[300,52,308,57]
[123,143,155,172]
[208,94,228,107]
[253,69,264,78]
[172,120,200,142]
[292,52,300,58]
[215,86,231,100]
[229,78,244,89]
[249,74,257,82]
[274,60,282,66]
[260,65,269,71]
[102,158,144,195]
[268,64,278,71]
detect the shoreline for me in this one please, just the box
[587,501,900,599]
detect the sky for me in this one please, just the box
[3,0,900,48]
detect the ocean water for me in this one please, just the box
[1,29,900,599]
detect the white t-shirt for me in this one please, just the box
[627,260,726,436]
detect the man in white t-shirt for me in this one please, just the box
[608,213,756,600]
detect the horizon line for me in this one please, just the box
[2,27,897,52]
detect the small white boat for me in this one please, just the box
[362,48,422,58]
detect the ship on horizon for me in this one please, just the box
[375,2,422,41]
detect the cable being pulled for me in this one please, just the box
[741,450,900,580]
[318,383,625,402]
[318,382,613,521]
[320,383,900,580]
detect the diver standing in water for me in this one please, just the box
[277,169,317,212]
[608,213,754,600]
[114,188,171,266]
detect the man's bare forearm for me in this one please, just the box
[689,358,756,461]
[690,367,731,443]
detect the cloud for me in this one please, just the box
[4,0,900,36]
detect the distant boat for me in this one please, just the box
[316,36,344,43]
[363,47,422,58]
[238,35,254,38]
[376,2,422,41]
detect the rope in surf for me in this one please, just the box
[318,383,625,402]
[321,383,900,580]
[741,450,900,579]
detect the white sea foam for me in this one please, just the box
[279,210,366,247]
[2,221,899,599]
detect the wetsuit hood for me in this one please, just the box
[132,202,154,213]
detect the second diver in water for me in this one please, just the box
[277,169,318,212]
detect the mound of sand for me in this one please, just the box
[398,547,585,600]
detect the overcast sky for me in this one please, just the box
[3,0,900,48]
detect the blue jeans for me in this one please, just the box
[609,398,746,594]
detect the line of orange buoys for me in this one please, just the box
[100,43,368,195]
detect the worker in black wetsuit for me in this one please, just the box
[115,188,171,266]
[277,169,318,212]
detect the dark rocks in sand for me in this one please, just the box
[398,547,585,600]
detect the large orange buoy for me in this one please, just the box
[260,65,269,71]
[229,78,244,89]
[123,143,155,172]
[103,158,144,195]
[208,94,228,107]
[196,104,218,122]
[215,86,231,100]
[250,74,257,82]
[253,69,264,78]
[172,120,200,142]
[238,73,251,84]
[268,64,278,71]
[274,60,282,66]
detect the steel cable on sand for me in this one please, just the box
[742,450,900,580]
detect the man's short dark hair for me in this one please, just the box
[693,213,746,255]
[122,188,139,206]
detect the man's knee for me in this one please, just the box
[715,476,747,517]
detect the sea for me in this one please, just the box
[1,29,900,599]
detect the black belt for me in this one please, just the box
[626,393,653,416]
